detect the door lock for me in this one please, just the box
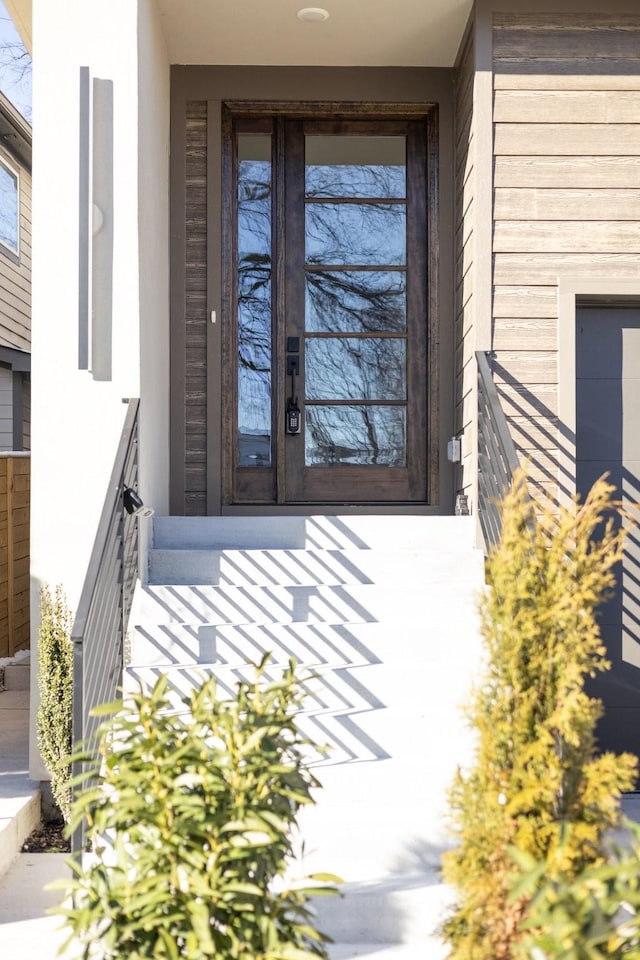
[286,352,301,434]
[286,402,301,434]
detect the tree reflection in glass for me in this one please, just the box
[306,271,406,334]
[237,137,272,467]
[306,406,406,466]
[306,202,405,266]
[304,134,408,468]
[306,338,406,401]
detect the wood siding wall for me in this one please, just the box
[0,454,29,656]
[0,150,30,355]
[184,102,208,515]
[491,12,640,503]
[454,24,476,500]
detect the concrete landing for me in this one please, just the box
[0,682,74,958]
[0,853,71,959]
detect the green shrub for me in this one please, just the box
[442,473,638,960]
[36,584,73,822]
[511,822,640,959]
[58,656,339,960]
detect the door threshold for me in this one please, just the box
[220,503,450,517]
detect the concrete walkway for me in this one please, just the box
[0,680,72,959]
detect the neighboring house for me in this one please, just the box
[0,90,31,659]
[0,91,30,452]
[7,0,640,947]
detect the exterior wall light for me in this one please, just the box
[123,487,154,518]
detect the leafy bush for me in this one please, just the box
[442,473,638,960]
[511,822,640,959]
[58,656,339,960]
[36,583,73,822]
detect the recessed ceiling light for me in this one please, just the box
[297,7,330,22]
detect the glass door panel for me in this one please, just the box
[302,132,410,482]
[236,134,273,468]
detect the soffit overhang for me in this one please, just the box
[3,0,473,68]
[157,0,473,68]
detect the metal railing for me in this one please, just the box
[71,398,140,851]
[476,351,521,550]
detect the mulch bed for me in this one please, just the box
[21,820,70,854]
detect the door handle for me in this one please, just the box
[286,353,301,434]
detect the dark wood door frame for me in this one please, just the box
[221,100,440,508]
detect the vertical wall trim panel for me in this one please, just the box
[78,66,90,370]
[169,81,187,513]
[184,101,208,515]
[206,101,222,515]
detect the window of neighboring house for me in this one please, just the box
[0,156,18,256]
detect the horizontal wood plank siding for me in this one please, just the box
[184,102,208,515]
[494,188,640,220]
[494,156,640,188]
[494,89,640,123]
[492,10,640,501]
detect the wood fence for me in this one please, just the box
[0,454,30,657]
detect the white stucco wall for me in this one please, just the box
[29,0,170,778]
[138,0,170,527]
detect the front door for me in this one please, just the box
[223,107,434,506]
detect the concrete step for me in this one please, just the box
[122,664,475,779]
[123,660,478,719]
[297,791,459,879]
[127,617,483,669]
[131,579,484,628]
[152,515,475,552]
[310,872,455,945]
[3,656,30,691]
[121,657,477,873]
[0,789,41,879]
[148,546,483,588]
[0,689,41,879]
[131,515,480,955]
[329,943,449,960]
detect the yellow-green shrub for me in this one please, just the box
[442,473,637,960]
[36,584,73,822]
